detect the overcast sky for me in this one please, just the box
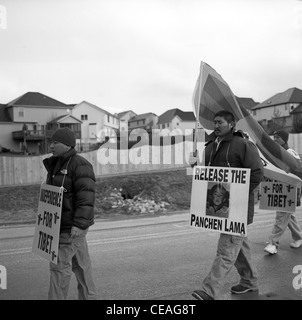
[0,0,301,116]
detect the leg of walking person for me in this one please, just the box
[288,214,302,248]
[265,211,291,254]
[269,211,291,246]
[198,233,244,300]
[48,234,75,300]
[71,232,98,300]
[233,237,258,293]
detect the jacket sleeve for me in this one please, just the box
[244,140,264,192]
[72,161,96,229]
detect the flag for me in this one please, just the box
[192,61,302,181]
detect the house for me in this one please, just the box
[156,108,196,135]
[250,87,302,134]
[0,102,15,152]
[71,101,119,150]
[128,112,158,132]
[115,110,137,132]
[236,96,259,114]
[0,92,82,154]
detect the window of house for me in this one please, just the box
[81,115,88,120]
[75,123,81,132]
[107,114,110,123]
[18,107,24,117]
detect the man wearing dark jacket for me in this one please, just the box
[190,110,264,300]
[43,127,98,300]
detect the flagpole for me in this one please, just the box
[193,61,205,155]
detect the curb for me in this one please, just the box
[0,210,189,227]
[0,210,190,240]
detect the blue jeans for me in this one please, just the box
[48,229,98,300]
[201,233,258,299]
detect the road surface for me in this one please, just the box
[0,206,302,300]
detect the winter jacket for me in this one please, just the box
[205,131,264,224]
[43,148,96,232]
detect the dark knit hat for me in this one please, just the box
[274,129,289,143]
[51,127,76,147]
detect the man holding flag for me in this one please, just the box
[189,61,302,299]
[191,62,302,179]
[190,110,264,300]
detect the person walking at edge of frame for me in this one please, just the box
[264,129,302,255]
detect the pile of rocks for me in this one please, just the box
[103,188,170,215]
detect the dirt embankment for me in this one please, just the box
[0,168,192,224]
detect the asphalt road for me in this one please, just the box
[0,206,302,300]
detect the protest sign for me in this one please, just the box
[190,166,250,236]
[32,183,63,264]
[259,181,297,213]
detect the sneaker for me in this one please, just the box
[264,243,277,255]
[231,284,258,295]
[192,290,214,300]
[290,239,302,248]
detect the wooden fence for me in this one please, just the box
[0,141,199,187]
[1,132,302,187]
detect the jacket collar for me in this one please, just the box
[43,148,76,174]
[57,147,76,161]
[206,130,235,146]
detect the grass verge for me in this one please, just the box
[0,168,192,225]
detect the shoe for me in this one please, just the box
[192,290,214,300]
[264,243,277,255]
[290,239,302,248]
[231,284,258,295]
